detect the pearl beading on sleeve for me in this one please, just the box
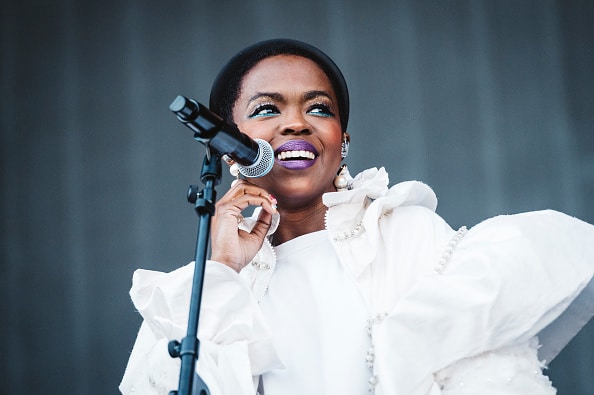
[365,312,388,393]
[332,220,365,242]
[435,226,468,274]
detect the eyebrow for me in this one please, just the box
[248,92,284,104]
[303,90,333,102]
[247,90,334,105]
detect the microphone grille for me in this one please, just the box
[237,139,274,178]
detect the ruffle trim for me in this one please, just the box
[241,167,439,301]
[435,338,556,395]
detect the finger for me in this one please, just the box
[226,180,272,202]
[217,184,277,212]
[224,181,278,212]
[213,195,274,232]
[226,195,277,215]
[231,185,269,202]
[250,209,273,239]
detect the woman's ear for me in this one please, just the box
[222,154,241,184]
[222,154,235,166]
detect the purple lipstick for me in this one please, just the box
[275,140,319,170]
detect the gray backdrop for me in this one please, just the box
[1,0,593,393]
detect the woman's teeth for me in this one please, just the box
[277,150,316,160]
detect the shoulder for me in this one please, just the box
[384,180,438,212]
[366,179,450,240]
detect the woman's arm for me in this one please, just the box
[119,261,282,395]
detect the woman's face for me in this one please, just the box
[232,55,344,209]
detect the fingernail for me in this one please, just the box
[269,194,278,210]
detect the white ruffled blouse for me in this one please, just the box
[119,167,594,395]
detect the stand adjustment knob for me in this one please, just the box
[187,185,201,203]
[168,340,181,358]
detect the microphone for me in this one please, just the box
[169,95,274,178]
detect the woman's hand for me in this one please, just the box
[210,179,277,272]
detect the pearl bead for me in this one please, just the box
[230,163,240,177]
[334,175,348,189]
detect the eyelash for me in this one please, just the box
[249,103,278,118]
[307,103,335,117]
[248,102,335,118]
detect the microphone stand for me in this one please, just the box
[167,147,220,395]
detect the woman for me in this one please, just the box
[120,39,594,395]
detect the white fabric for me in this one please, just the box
[435,338,555,395]
[258,230,369,394]
[119,167,594,395]
[537,274,594,361]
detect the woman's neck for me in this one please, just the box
[272,201,328,246]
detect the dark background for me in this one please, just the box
[1,1,593,393]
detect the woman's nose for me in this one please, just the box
[281,111,311,135]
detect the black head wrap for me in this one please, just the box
[209,38,349,133]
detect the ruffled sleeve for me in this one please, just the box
[119,261,282,395]
[375,210,594,395]
[324,168,439,279]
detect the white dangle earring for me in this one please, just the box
[341,138,350,159]
[224,154,241,187]
[334,164,353,192]
[230,163,240,186]
[335,134,352,191]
